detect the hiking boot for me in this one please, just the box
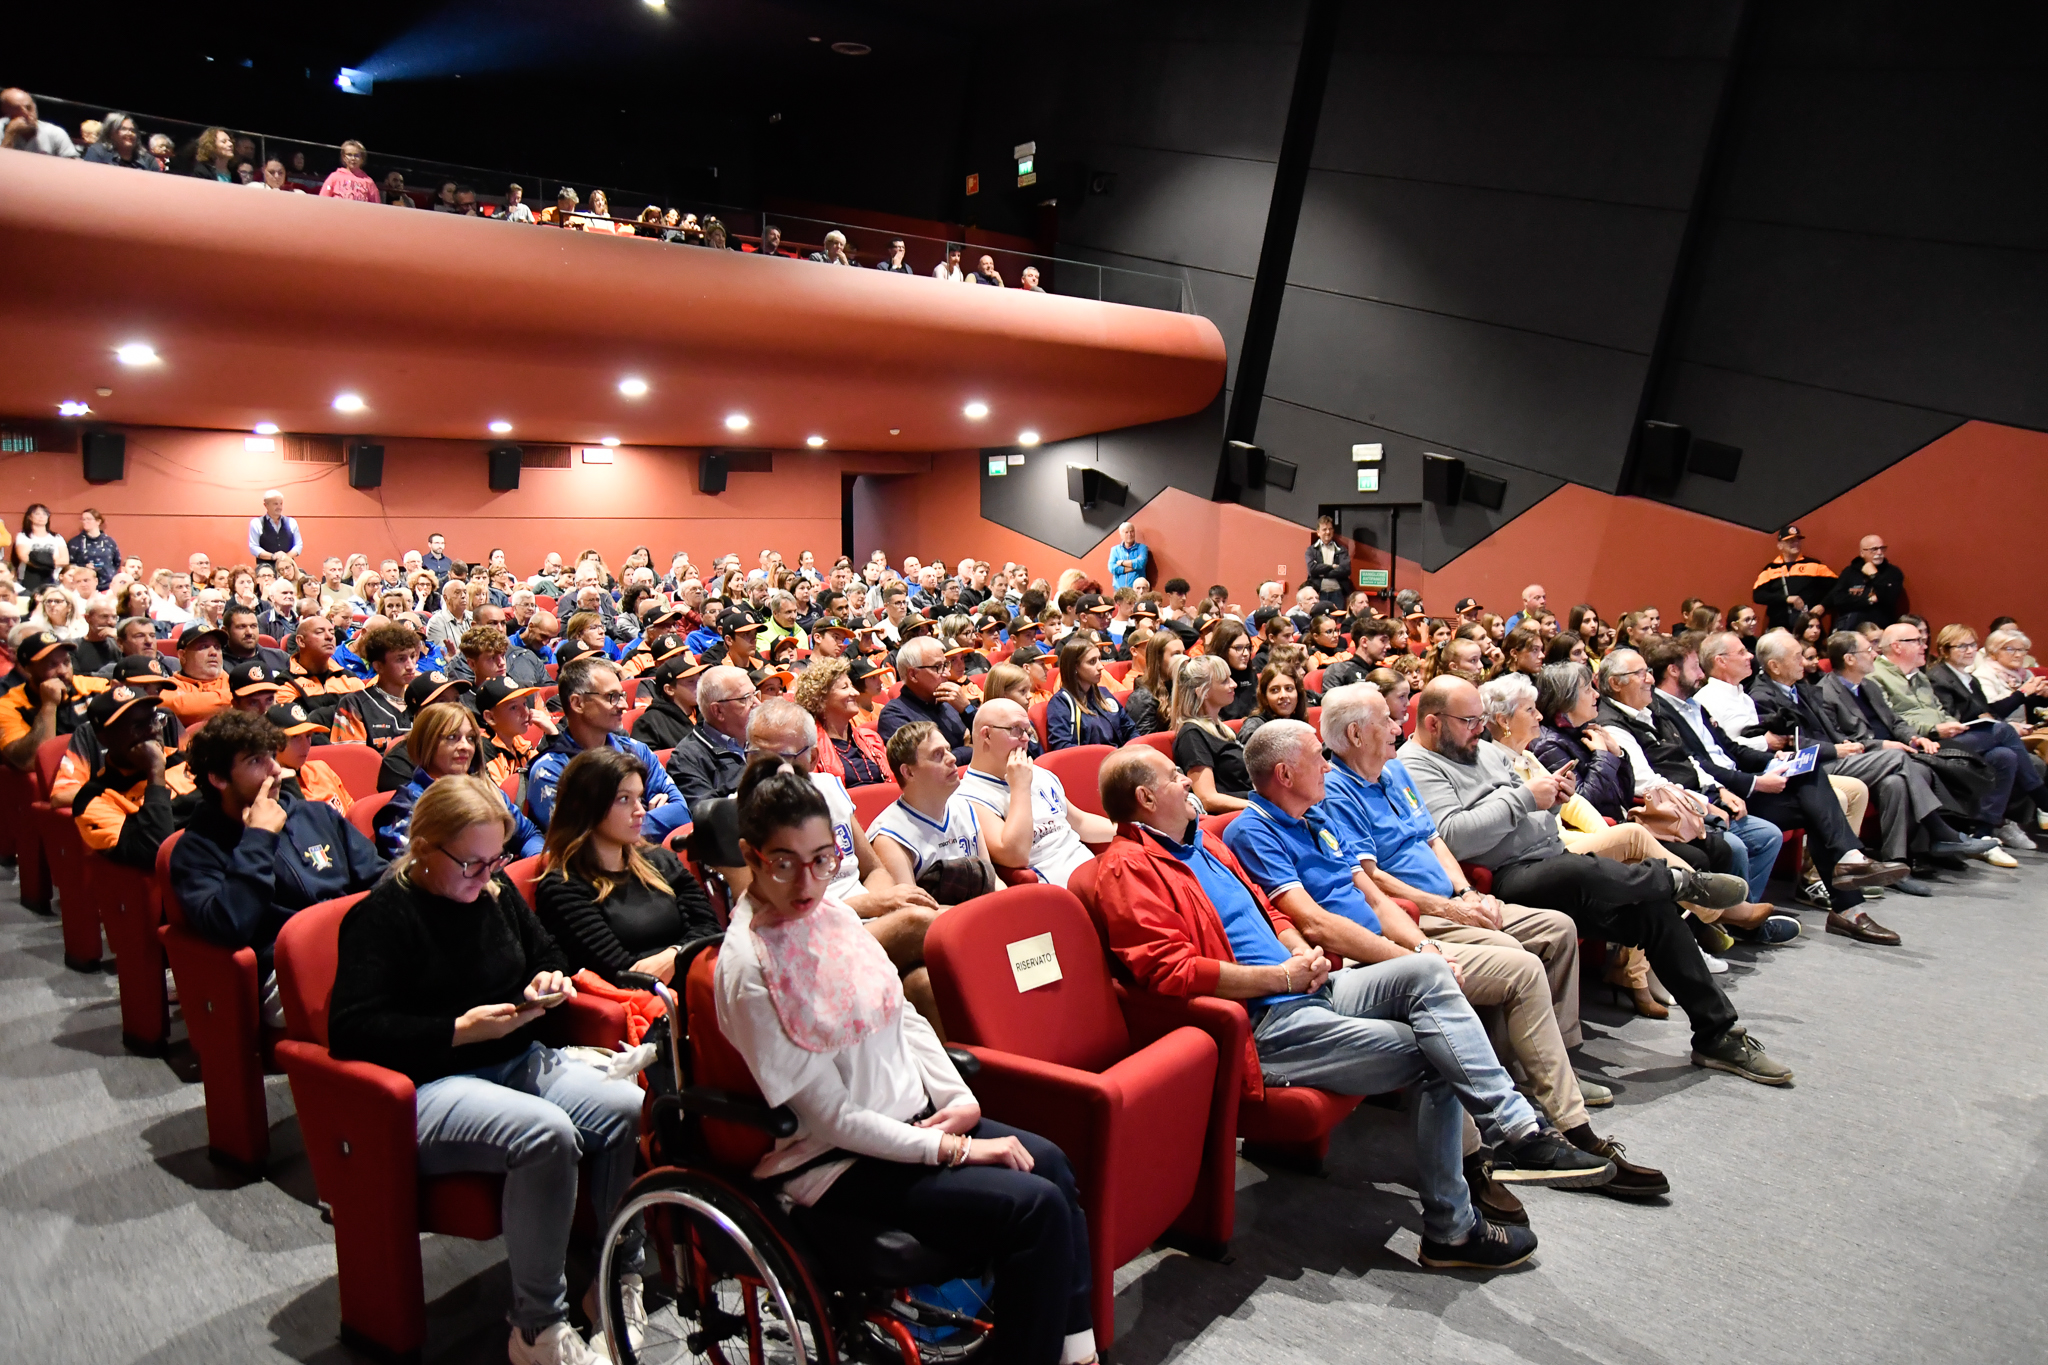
[1669,867,1748,910]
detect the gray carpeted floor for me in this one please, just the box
[5,851,2045,1365]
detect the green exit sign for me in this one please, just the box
[1359,569,1389,588]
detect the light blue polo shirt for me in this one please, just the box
[1322,756,1454,897]
[1221,794,1382,934]
[1139,825,1305,1008]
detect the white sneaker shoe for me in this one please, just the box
[1995,821,2037,852]
[1984,847,2020,869]
[583,1273,646,1353]
[1700,947,1729,975]
[509,1321,604,1365]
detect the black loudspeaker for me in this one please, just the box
[1065,466,1129,511]
[1687,438,1743,482]
[82,431,126,483]
[699,451,728,494]
[1634,421,1691,496]
[1422,452,1465,506]
[1464,470,1508,511]
[1264,456,1298,491]
[488,444,521,492]
[348,442,385,489]
[1225,440,1266,489]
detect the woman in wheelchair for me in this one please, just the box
[535,746,718,985]
[328,775,648,1365]
[716,757,1098,1365]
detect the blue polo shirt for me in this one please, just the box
[1221,794,1381,934]
[1140,825,1304,1008]
[1322,756,1454,897]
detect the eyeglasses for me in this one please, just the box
[711,689,758,706]
[748,740,815,761]
[1948,642,1980,654]
[1441,713,1486,729]
[589,690,628,706]
[758,850,842,884]
[1605,668,1648,683]
[988,723,1035,741]
[435,845,515,877]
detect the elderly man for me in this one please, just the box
[1503,585,1546,635]
[1107,522,1153,591]
[1019,265,1046,292]
[1399,677,1791,1085]
[1871,622,2043,849]
[959,698,1115,887]
[1227,717,1653,1192]
[527,656,688,837]
[1824,535,1905,630]
[248,490,304,566]
[665,664,755,806]
[878,636,975,765]
[0,88,80,156]
[72,597,123,676]
[1095,743,1589,1268]
[1752,523,1837,631]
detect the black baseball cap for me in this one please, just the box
[265,701,328,736]
[846,657,892,688]
[654,655,709,688]
[899,617,935,639]
[115,654,176,685]
[643,605,684,629]
[87,683,161,730]
[177,623,228,652]
[1074,594,1108,617]
[642,630,688,662]
[1008,642,1050,666]
[718,609,763,636]
[405,671,473,709]
[474,677,543,713]
[1777,523,1804,540]
[1131,603,1159,620]
[815,617,855,639]
[1455,597,1480,614]
[17,630,74,663]
[227,660,285,697]
[556,637,606,666]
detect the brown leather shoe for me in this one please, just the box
[1826,910,1901,945]
[1718,901,1777,930]
[1564,1126,1670,1200]
[1463,1153,1527,1226]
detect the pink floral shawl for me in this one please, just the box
[750,896,902,1053]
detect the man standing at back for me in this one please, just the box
[247,490,303,568]
[1107,522,1154,591]
[1824,535,1904,630]
[1752,524,1837,631]
[1503,585,1546,635]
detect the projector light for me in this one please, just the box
[724,413,750,431]
[115,343,159,366]
[601,436,621,447]
[332,393,366,412]
[618,377,648,397]
[488,420,513,434]
[963,401,989,420]
[58,401,91,417]
[806,435,826,448]
[1017,430,1040,446]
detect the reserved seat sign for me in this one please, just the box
[1006,933,1063,992]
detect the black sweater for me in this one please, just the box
[328,873,568,1085]
[534,846,718,984]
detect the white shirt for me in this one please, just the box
[932,262,964,282]
[810,771,864,903]
[150,591,194,625]
[715,896,971,1206]
[958,766,1092,888]
[1695,676,1767,751]
[1599,699,1714,810]
[866,793,985,872]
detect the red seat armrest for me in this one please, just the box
[541,993,630,1049]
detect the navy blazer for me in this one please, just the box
[1653,693,1767,798]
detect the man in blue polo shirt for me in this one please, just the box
[1317,683,1591,1075]
[1225,719,1663,1196]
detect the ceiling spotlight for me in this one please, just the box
[253,421,280,435]
[488,420,513,434]
[805,435,826,448]
[332,393,366,413]
[642,0,667,8]
[724,413,750,431]
[95,387,113,397]
[57,400,91,417]
[618,377,648,397]
[1017,430,1041,447]
[115,343,159,366]
[831,41,872,55]
[889,427,901,435]
[600,436,621,447]
[962,401,989,420]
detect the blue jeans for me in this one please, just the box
[416,1043,647,1331]
[1944,722,2043,825]
[1720,813,1784,902]
[1251,953,1540,1244]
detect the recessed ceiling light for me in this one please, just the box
[57,400,91,417]
[889,427,901,436]
[831,41,872,55]
[115,343,159,366]
[642,0,666,9]
[805,435,826,448]
[253,422,279,435]
[963,401,989,420]
[724,413,750,431]
[600,436,621,447]
[332,393,365,412]
[1017,430,1041,446]
[488,420,513,434]
[618,377,648,397]
[95,387,113,397]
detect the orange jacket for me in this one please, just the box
[162,673,232,725]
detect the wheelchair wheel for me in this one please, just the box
[599,1168,832,1365]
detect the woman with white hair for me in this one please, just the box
[26,583,86,641]
[808,229,853,265]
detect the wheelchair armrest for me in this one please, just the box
[682,1086,798,1138]
[944,1045,981,1079]
[614,971,660,992]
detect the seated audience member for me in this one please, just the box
[50,653,182,808]
[1202,619,1259,720]
[879,636,976,765]
[1234,664,1307,749]
[631,655,702,749]
[1006,641,1056,708]
[1399,677,1793,1085]
[271,702,352,813]
[1974,626,2046,727]
[221,603,290,673]
[71,598,122,676]
[172,710,384,1025]
[327,775,648,1365]
[1170,655,1251,813]
[1125,629,1184,736]
[666,664,756,805]
[535,746,719,985]
[91,616,160,677]
[865,722,996,895]
[1,629,107,771]
[1096,744,1582,1269]
[1226,717,1649,1185]
[1528,662,1637,824]
[449,623,508,685]
[512,609,560,668]
[222,658,289,719]
[1045,637,1135,751]
[1926,624,2048,823]
[476,677,551,791]
[376,703,545,860]
[330,621,422,749]
[797,656,889,788]
[1320,617,1394,693]
[71,685,200,872]
[1871,623,2045,850]
[716,759,1098,1361]
[162,623,235,726]
[257,579,299,643]
[529,656,689,839]
[960,698,1115,888]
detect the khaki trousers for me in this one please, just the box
[1418,927,1588,1131]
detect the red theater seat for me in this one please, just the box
[92,852,173,1052]
[1035,744,1115,818]
[34,736,98,969]
[850,779,901,830]
[317,744,385,801]
[1131,731,1177,760]
[346,791,394,842]
[0,762,50,914]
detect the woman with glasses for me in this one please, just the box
[717,757,1098,1365]
[329,774,650,1365]
[374,703,545,860]
[1929,624,2046,732]
[1974,628,2048,742]
[536,747,717,985]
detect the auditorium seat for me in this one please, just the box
[90,853,171,1053]
[317,744,384,801]
[33,736,97,970]
[1035,744,1115,818]
[345,791,394,842]
[851,780,901,830]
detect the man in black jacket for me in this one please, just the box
[1822,535,1905,630]
[877,635,975,764]
[664,664,753,804]
[221,603,292,675]
[632,655,703,750]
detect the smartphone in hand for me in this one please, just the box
[528,991,568,1008]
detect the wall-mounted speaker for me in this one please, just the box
[1065,465,1128,511]
[1225,440,1266,489]
[1264,456,1298,492]
[1687,438,1743,482]
[699,451,728,494]
[347,441,384,489]
[82,431,126,483]
[1633,421,1691,496]
[488,444,521,492]
[1422,452,1465,506]
[1463,470,1508,511]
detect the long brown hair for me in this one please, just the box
[1138,628,1184,698]
[405,702,483,774]
[540,747,672,902]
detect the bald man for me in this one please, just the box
[1504,584,1546,635]
[960,698,1116,887]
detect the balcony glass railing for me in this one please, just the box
[29,94,1192,311]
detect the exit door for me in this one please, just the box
[1321,503,1420,606]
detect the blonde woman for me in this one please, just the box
[327,775,648,1365]
[374,702,545,860]
[27,584,86,641]
[1170,654,1250,812]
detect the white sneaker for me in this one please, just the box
[1700,947,1729,975]
[583,1273,646,1353]
[509,1321,604,1365]
[1984,847,2020,869]
[1995,821,2037,852]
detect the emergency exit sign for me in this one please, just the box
[1359,569,1389,588]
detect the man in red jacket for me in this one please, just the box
[1090,746,1609,1271]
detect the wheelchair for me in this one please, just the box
[592,935,995,1365]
